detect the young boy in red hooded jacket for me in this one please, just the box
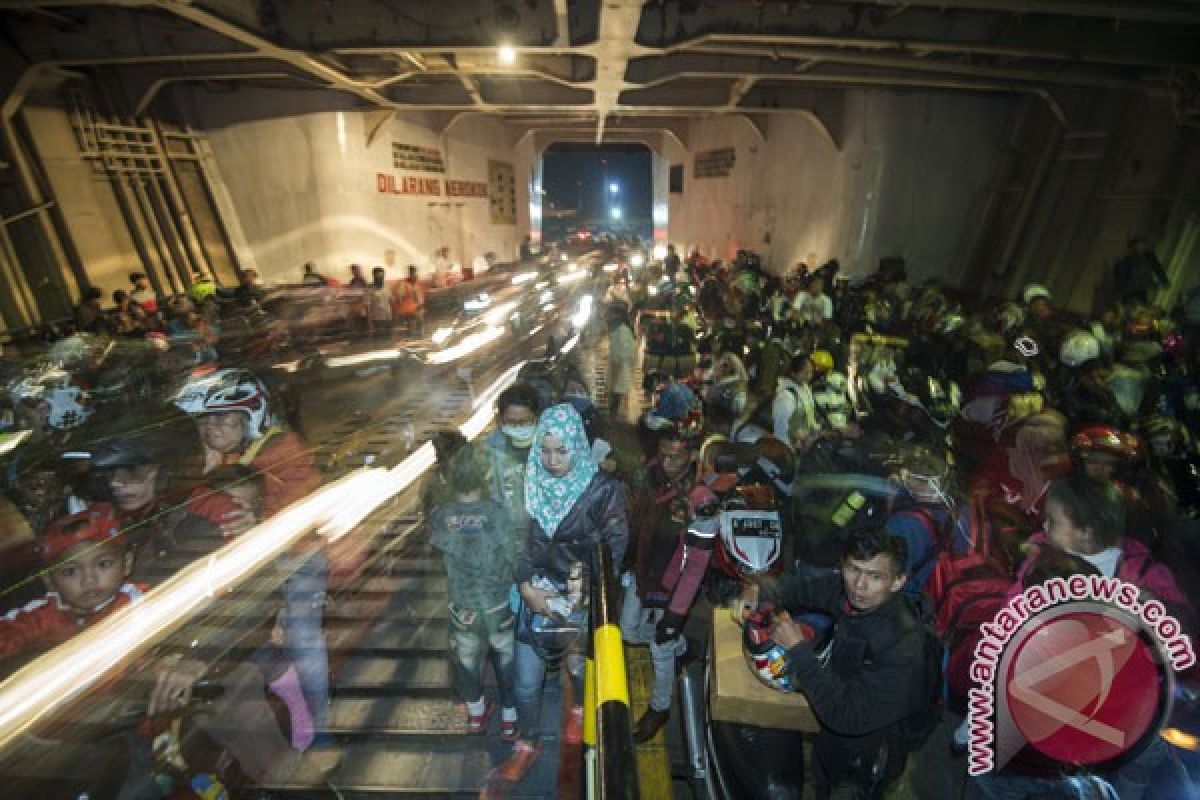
[0,502,143,660]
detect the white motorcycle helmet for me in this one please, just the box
[174,367,273,440]
[45,386,93,430]
[1060,330,1101,368]
[10,368,94,431]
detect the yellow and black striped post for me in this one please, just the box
[589,543,639,799]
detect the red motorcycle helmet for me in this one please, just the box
[741,606,814,693]
[1070,425,1145,462]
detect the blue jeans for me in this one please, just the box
[514,639,584,743]
[253,552,330,733]
[284,551,330,731]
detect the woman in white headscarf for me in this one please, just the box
[490,404,629,786]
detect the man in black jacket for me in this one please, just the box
[621,429,713,742]
[739,528,930,800]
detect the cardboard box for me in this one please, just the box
[709,609,819,732]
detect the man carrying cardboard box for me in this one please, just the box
[738,527,935,800]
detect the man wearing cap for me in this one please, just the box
[621,427,716,741]
[91,435,225,582]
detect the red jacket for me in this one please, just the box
[0,583,145,661]
[220,428,321,517]
[184,486,245,532]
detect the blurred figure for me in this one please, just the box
[110,289,150,335]
[174,368,328,735]
[484,384,542,534]
[429,443,519,740]
[392,265,425,336]
[91,436,224,582]
[606,306,636,418]
[8,454,83,538]
[175,368,319,516]
[73,287,106,334]
[1112,236,1169,309]
[301,261,328,287]
[421,429,468,516]
[367,266,393,337]
[231,268,264,309]
[129,272,159,316]
[347,264,367,288]
[187,267,219,306]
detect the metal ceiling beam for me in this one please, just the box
[157,1,394,108]
[445,55,486,109]
[636,46,1163,94]
[552,0,569,47]
[590,0,649,144]
[0,0,395,107]
[667,28,1200,70]
[727,76,757,109]
[621,71,1069,124]
[132,70,290,114]
[806,0,1200,26]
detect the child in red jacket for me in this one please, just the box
[0,502,142,661]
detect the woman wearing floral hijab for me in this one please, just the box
[491,404,629,786]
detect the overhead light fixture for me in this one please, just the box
[610,207,622,220]
[498,45,517,65]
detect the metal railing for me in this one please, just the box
[585,543,639,799]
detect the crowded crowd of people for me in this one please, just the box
[0,237,1197,799]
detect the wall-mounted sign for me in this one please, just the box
[377,172,442,196]
[446,180,489,198]
[392,142,445,173]
[376,173,489,199]
[694,147,736,179]
[488,160,517,225]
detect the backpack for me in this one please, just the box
[890,506,955,594]
[895,601,945,752]
[924,496,1012,638]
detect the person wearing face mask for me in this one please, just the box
[484,384,543,532]
[560,372,596,426]
[488,404,628,787]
